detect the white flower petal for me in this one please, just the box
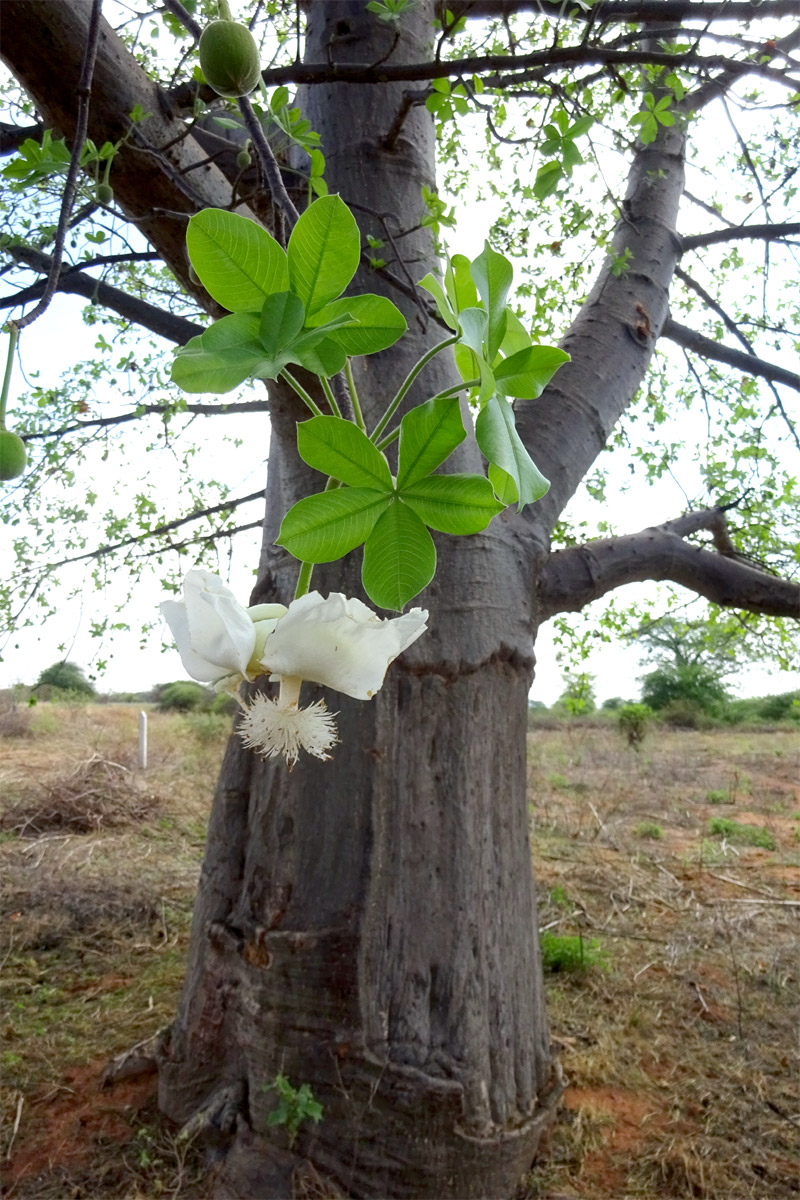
[259,591,428,700]
[238,692,338,765]
[160,598,228,684]
[183,569,256,677]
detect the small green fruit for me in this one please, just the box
[0,429,27,481]
[236,148,252,169]
[96,182,114,205]
[199,20,262,98]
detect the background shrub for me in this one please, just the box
[157,681,209,712]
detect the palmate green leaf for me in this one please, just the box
[494,345,570,399]
[471,243,512,360]
[171,312,271,393]
[396,395,466,489]
[287,195,360,316]
[306,294,407,355]
[362,499,436,611]
[277,486,390,562]
[475,396,550,511]
[297,416,393,489]
[186,209,288,311]
[401,474,503,534]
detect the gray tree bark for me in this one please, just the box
[157,5,560,1196]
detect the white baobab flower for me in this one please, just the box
[160,569,286,689]
[237,592,428,765]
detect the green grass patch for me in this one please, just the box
[540,931,607,973]
[707,817,776,850]
[633,820,663,839]
[706,788,732,805]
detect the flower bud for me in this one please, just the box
[236,148,252,169]
[96,183,114,205]
[0,429,27,481]
[199,20,262,99]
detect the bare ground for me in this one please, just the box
[0,703,797,1198]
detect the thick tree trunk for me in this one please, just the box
[157,3,559,1196]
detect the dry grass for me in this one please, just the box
[1,706,797,1199]
[524,722,800,1200]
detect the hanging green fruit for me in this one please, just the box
[0,429,26,481]
[199,20,262,98]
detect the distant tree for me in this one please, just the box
[34,660,95,696]
[635,616,738,713]
[641,663,729,713]
[557,670,596,716]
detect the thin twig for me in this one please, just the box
[238,95,299,234]
[11,0,104,331]
[5,1094,23,1160]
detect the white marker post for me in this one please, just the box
[138,710,148,770]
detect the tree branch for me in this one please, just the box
[661,316,800,391]
[445,1,800,22]
[168,44,799,109]
[24,490,266,575]
[3,245,203,345]
[22,400,271,442]
[0,121,44,156]
[681,222,800,251]
[538,508,800,621]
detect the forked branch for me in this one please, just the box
[537,508,800,620]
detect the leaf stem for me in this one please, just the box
[292,478,341,599]
[280,369,324,417]
[344,359,366,432]
[320,375,342,418]
[374,378,478,452]
[0,324,19,428]
[294,560,314,599]
[370,335,458,442]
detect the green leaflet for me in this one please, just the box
[476,396,550,511]
[171,312,271,393]
[259,291,305,355]
[494,345,570,399]
[362,500,436,611]
[417,272,457,329]
[297,417,393,490]
[396,395,466,489]
[400,473,503,534]
[456,308,495,401]
[187,209,288,311]
[306,294,406,355]
[287,194,360,316]
[471,243,512,361]
[277,487,390,562]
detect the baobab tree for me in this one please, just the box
[1,2,798,1196]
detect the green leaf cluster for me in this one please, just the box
[263,1073,323,1147]
[426,77,471,125]
[277,403,503,611]
[630,92,675,145]
[534,108,594,200]
[420,243,568,510]
[366,0,413,25]
[172,196,407,393]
